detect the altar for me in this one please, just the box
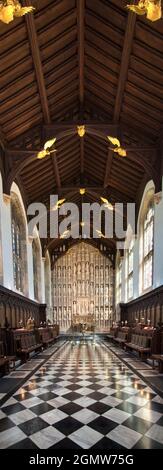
[72,297,95,332]
[76,297,90,316]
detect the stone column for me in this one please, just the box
[1,194,14,290]
[153,187,163,288]
[41,257,46,303]
[27,236,34,300]
[133,235,139,299]
[121,255,125,303]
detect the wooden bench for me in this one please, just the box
[0,357,9,375]
[38,328,54,347]
[113,329,129,348]
[125,333,151,360]
[19,335,42,362]
[107,334,115,341]
[151,354,163,373]
[14,330,42,362]
[106,327,119,342]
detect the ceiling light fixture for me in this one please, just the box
[126,0,162,22]
[0,0,35,24]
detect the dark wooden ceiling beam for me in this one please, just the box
[47,233,116,255]
[0,127,6,151]
[114,13,136,122]
[108,186,134,203]
[80,138,84,174]
[44,122,118,135]
[104,11,136,188]
[51,153,61,189]
[23,1,61,189]
[32,186,133,208]
[104,147,113,188]
[109,179,134,199]
[77,0,85,112]
[9,121,156,146]
[23,0,50,125]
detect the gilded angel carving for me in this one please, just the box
[0,1,35,24]
[107,136,127,157]
[37,138,57,160]
[126,0,162,22]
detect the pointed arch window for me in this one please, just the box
[142,204,154,290]
[12,221,22,291]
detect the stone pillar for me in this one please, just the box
[41,257,46,303]
[1,195,14,290]
[133,235,139,299]
[27,236,34,300]
[153,186,163,288]
[121,255,125,303]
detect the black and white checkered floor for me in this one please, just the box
[0,340,163,449]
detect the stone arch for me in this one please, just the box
[52,241,114,332]
[10,182,28,296]
[138,180,155,295]
[137,180,155,232]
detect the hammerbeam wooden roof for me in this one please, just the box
[0,0,163,255]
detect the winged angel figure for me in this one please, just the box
[0,0,34,24]
[127,0,162,22]
[107,136,127,157]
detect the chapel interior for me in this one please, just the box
[0,0,163,451]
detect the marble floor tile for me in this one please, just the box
[30,426,64,449]
[69,425,102,449]
[107,425,142,449]
[0,426,26,449]
[72,408,99,425]
[103,408,131,424]
[10,409,37,425]
[134,407,162,423]
[145,424,163,445]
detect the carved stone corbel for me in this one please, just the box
[154,192,162,205]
